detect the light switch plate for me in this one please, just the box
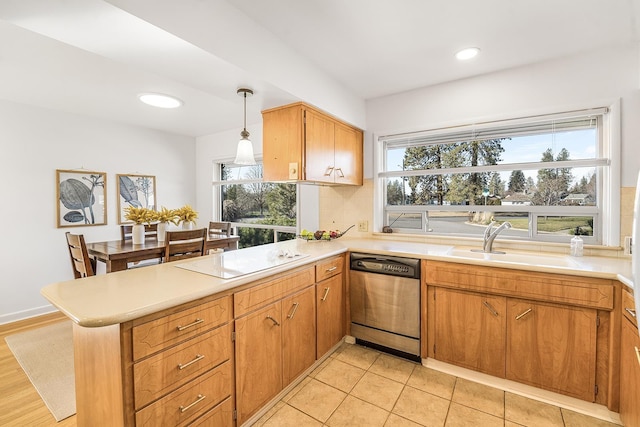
[358,220,368,232]
[288,162,298,180]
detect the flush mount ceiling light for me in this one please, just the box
[138,93,183,108]
[234,88,256,165]
[455,47,480,60]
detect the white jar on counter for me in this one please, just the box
[570,235,584,257]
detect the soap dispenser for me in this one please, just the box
[570,227,584,257]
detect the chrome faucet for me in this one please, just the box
[482,221,512,253]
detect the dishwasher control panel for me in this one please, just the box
[350,253,420,279]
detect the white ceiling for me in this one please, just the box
[0,0,639,137]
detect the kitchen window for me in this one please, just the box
[376,106,620,246]
[213,161,297,248]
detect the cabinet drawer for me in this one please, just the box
[134,323,232,410]
[187,397,233,427]
[623,290,638,327]
[316,255,344,282]
[133,296,232,360]
[135,360,232,427]
[426,261,614,310]
[235,266,314,317]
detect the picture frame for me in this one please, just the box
[116,174,156,224]
[56,169,107,227]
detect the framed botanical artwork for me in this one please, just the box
[117,174,156,223]
[56,169,107,227]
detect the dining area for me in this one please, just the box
[66,221,239,276]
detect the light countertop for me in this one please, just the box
[41,237,632,328]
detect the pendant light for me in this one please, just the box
[234,88,256,165]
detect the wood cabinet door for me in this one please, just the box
[262,104,304,181]
[433,288,506,377]
[316,274,345,358]
[282,286,317,386]
[304,109,335,183]
[620,318,640,427]
[506,299,597,401]
[235,302,283,425]
[334,122,363,185]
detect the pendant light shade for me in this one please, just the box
[234,88,256,165]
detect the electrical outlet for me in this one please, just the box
[357,220,368,232]
[624,236,632,256]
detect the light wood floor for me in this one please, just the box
[0,312,76,427]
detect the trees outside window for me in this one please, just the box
[216,163,296,248]
[379,108,613,244]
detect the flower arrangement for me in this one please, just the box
[124,206,155,225]
[152,206,179,225]
[176,204,198,224]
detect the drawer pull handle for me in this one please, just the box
[335,167,345,178]
[515,308,532,320]
[483,301,499,317]
[324,166,334,176]
[178,354,205,370]
[626,308,637,318]
[287,302,299,319]
[176,318,204,331]
[179,394,206,413]
[266,315,280,326]
[635,347,640,367]
[326,266,338,272]
[321,287,331,301]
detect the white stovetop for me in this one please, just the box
[176,246,309,278]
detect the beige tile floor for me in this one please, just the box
[253,342,619,427]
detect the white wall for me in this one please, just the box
[0,100,196,324]
[365,44,640,186]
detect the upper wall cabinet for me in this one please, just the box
[262,102,363,185]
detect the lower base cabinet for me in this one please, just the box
[432,288,506,377]
[506,299,597,401]
[235,285,316,425]
[316,273,345,358]
[620,292,640,427]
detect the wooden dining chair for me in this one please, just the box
[66,232,96,278]
[208,221,232,238]
[163,228,207,263]
[120,223,158,241]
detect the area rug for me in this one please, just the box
[5,320,76,421]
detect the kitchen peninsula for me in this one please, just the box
[41,238,633,426]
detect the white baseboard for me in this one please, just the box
[424,358,622,425]
[0,304,58,326]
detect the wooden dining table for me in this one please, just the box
[86,235,240,273]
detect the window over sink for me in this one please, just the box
[213,161,297,249]
[376,104,620,246]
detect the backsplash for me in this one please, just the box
[320,180,634,259]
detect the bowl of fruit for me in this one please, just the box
[298,225,354,241]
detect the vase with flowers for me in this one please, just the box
[177,205,198,230]
[124,206,154,244]
[152,207,179,242]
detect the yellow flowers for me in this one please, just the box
[176,205,198,223]
[124,206,155,225]
[124,205,197,225]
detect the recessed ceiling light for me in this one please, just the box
[138,93,183,108]
[455,47,480,60]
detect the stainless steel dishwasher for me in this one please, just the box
[349,253,421,359]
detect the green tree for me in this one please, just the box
[533,148,573,205]
[386,179,404,205]
[508,170,526,193]
[265,183,297,224]
[488,172,505,198]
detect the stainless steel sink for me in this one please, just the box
[444,248,583,269]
